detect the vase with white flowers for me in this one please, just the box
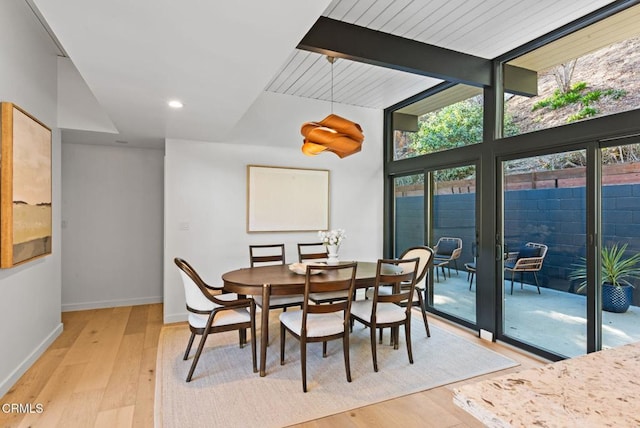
[318,229,346,265]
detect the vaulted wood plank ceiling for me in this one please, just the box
[266,0,622,110]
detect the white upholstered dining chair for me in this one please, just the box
[352,257,419,372]
[279,262,357,392]
[174,257,256,382]
[367,246,434,337]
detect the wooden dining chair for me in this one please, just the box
[297,242,350,304]
[351,257,419,372]
[249,244,304,311]
[249,244,304,347]
[279,262,357,392]
[297,242,328,263]
[367,246,434,337]
[174,258,257,382]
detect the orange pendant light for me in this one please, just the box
[301,114,364,158]
[300,57,364,158]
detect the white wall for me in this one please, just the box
[61,143,164,310]
[57,57,117,133]
[0,1,62,397]
[163,92,383,322]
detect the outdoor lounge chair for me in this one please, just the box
[504,242,548,294]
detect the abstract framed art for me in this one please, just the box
[0,102,52,268]
[247,165,329,232]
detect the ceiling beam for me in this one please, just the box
[298,17,536,96]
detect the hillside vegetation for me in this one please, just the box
[506,36,640,135]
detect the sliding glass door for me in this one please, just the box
[431,165,476,323]
[600,140,640,349]
[393,166,477,324]
[394,173,425,256]
[502,151,587,357]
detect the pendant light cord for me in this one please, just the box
[331,59,334,113]
[328,56,335,114]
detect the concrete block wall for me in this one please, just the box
[395,183,640,304]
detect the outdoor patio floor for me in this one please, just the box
[432,270,640,358]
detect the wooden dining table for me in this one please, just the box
[222,261,399,376]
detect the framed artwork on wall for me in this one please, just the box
[0,102,52,268]
[247,165,329,232]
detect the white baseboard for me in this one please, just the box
[163,312,187,324]
[61,296,163,312]
[0,323,63,398]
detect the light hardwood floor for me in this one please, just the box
[0,304,545,427]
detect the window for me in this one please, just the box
[393,85,483,160]
[504,6,640,137]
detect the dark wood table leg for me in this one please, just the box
[239,294,247,346]
[259,283,271,377]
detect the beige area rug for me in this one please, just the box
[155,313,518,428]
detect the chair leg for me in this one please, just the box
[533,272,541,294]
[279,323,286,365]
[301,338,308,393]
[416,290,430,337]
[391,326,398,350]
[250,318,257,373]
[343,332,352,383]
[183,332,196,360]
[238,330,245,348]
[510,271,515,295]
[378,327,383,344]
[405,318,414,364]
[370,323,379,372]
[322,341,328,357]
[186,329,210,382]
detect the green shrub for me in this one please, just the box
[568,106,598,122]
[581,90,602,105]
[532,99,551,111]
[604,89,627,99]
[532,81,626,122]
[571,81,587,91]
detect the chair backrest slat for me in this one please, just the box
[370,258,420,311]
[249,244,285,267]
[297,242,328,262]
[303,263,357,317]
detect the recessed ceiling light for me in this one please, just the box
[168,100,184,108]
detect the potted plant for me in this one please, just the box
[570,243,640,313]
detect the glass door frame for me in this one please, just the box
[384,68,640,361]
[495,141,601,359]
[387,155,482,330]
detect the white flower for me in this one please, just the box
[318,229,346,246]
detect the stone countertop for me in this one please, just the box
[453,341,640,427]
